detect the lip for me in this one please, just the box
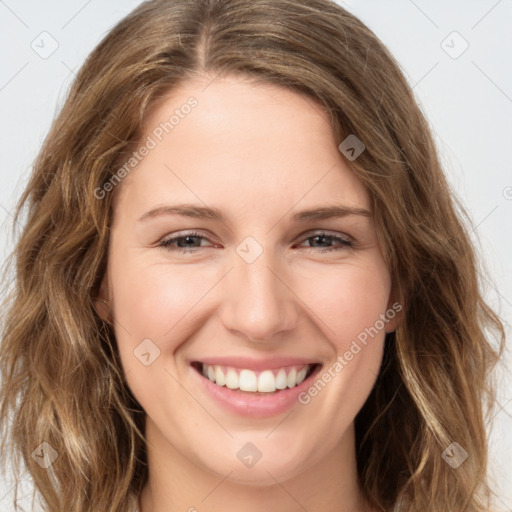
[189,360,323,418]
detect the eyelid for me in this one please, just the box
[158,230,215,248]
[295,230,354,251]
[158,229,355,253]
[299,229,352,241]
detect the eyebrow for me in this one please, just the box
[137,203,371,223]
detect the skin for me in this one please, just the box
[96,74,398,512]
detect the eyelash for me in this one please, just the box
[158,231,354,254]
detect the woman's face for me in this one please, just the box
[98,75,397,485]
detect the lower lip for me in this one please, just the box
[190,364,322,418]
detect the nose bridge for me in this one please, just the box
[221,236,296,341]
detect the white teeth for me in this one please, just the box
[239,369,258,391]
[287,368,297,388]
[225,368,239,389]
[258,370,276,393]
[275,368,288,389]
[296,367,308,385]
[215,366,225,386]
[200,363,312,393]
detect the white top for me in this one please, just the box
[126,493,141,512]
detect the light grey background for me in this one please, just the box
[0,0,510,510]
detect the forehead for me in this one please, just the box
[113,75,370,218]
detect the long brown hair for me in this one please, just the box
[0,1,505,511]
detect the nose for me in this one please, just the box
[219,243,298,343]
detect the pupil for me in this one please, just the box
[180,236,197,247]
[314,235,327,246]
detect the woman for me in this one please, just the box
[0,0,505,511]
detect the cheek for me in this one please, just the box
[108,261,216,411]
[299,260,391,350]
[111,254,391,351]
[109,259,218,354]
[292,264,390,430]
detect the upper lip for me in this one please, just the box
[192,356,322,371]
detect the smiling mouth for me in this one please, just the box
[191,361,322,394]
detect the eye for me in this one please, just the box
[158,232,213,254]
[297,231,354,253]
[157,230,354,255]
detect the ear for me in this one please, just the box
[94,272,111,323]
[384,289,404,333]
